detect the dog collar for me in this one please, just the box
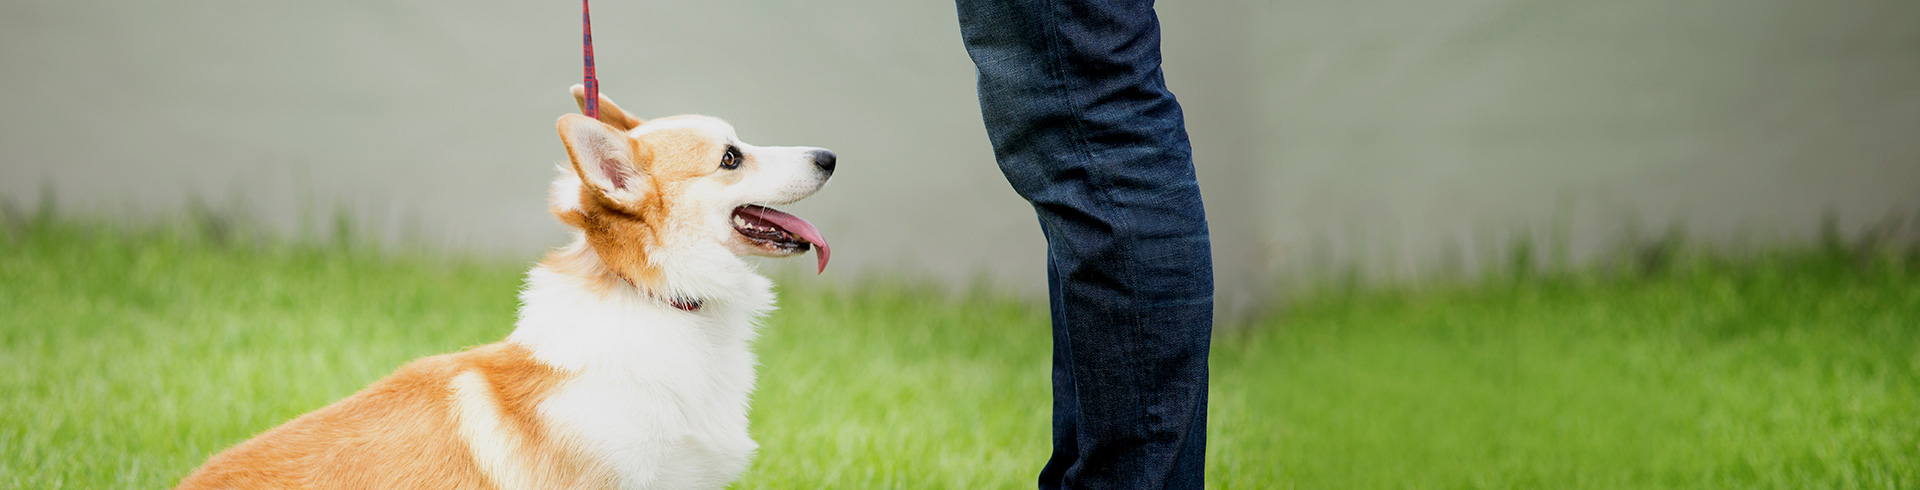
[650,291,704,312]
[617,274,704,312]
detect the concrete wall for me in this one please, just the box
[4,0,1917,312]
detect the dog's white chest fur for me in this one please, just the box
[510,262,774,490]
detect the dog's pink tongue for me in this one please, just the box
[740,205,831,273]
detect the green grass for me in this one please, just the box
[2,217,1916,489]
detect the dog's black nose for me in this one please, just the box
[811,149,836,175]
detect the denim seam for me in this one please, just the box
[1038,0,1154,484]
[1030,9,1100,484]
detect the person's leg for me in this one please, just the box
[954,1,1213,488]
[1035,256,1080,488]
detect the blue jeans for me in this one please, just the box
[955,1,1214,488]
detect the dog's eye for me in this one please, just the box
[720,146,742,170]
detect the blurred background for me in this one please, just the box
[6,0,1916,314]
[6,1,1920,488]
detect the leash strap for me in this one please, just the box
[582,0,599,119]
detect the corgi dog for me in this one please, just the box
[176,85,835,490]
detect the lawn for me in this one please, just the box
[1,217,1916,489]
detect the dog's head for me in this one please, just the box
[550,86,834,289]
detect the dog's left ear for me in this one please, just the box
[557,114,652,205]
[571,84,645,131]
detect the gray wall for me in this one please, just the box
[4,0,1918,312]
[1245,0,1920,286]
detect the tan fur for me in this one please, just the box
[553,116,665,294]
[548,117,733,296]
[574,180,668,290]
[176,344,611,490]
[538,232,629,296]
[636,127,742,181]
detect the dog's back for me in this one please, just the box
[176,343,611,490]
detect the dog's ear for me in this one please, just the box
[571,84,645,131]
[557,114,652,204]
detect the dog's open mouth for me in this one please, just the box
[731,205,831,273]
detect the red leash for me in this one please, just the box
[581,0,599,119]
